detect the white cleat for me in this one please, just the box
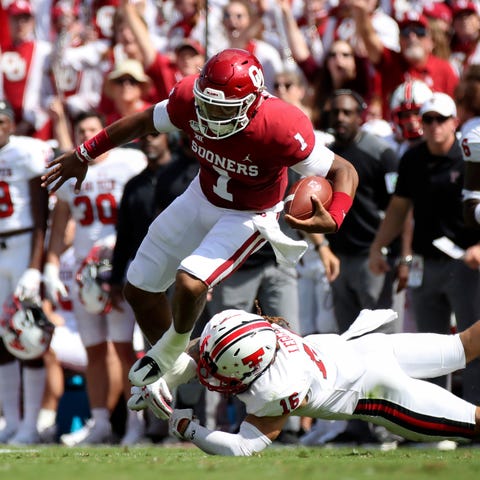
[60,419,112,446]
[128,355,162,386]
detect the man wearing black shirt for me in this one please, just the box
[109,132,173,309]
[369,93,480,405]
[325,90,400,332]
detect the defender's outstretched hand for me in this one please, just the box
[285,195,338,233]
[41,151,88,193]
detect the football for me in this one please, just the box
[284,176,333,220]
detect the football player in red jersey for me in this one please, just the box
[42,48,358,389]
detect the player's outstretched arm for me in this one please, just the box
[170,411,288,456]
[41,107,157,193]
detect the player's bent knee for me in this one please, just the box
[175,270,209,298]
[124,282,162,310]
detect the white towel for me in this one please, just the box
[341,309,398,340]
[252,212,308,268]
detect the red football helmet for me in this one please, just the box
[197,309,277,395]
[390,80,433,140]
[193,48,265,139]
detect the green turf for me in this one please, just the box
[1,445,479,480]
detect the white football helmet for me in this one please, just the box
[193,48,265,139]
[390,80,433,140]
[76,239,114,315]
[0,295,54,360]
[197,309,278,394]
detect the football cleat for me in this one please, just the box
[128,355,162,386]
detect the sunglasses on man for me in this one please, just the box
[422,115,451,125]
[400,25,427,37]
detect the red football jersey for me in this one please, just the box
[166,75,316,211]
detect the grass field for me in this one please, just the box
[1,444,480,480]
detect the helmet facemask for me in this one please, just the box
[194,80,257,139]
[192,48,265,140]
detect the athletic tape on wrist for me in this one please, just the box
[328,191,353,230]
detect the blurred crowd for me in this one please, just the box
[0,0,480,448]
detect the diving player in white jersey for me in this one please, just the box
[132,308,480,456]
[43,111,147,446]
[0,99,52,444]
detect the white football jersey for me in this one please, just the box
[460,117,480,163]
[238,324,365,418]
[56,148,146,260]
[0,135,52,233]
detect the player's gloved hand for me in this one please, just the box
[169,409,194,440]
[126,386,147,411]
[43,262,68,305]
[141,378,173,420]
[14,268,41,302]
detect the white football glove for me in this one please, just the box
[43,262,68,305]
[126,386,148,411]
[141,377,173,420]
[14,268,41,302]
[169,408,194,440]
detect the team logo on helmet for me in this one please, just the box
[197,309,277,394]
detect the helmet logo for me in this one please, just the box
[249,66,264,89]
[242,347,266,369]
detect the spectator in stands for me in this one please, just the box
[101,59,153,125]
[219,0,284,91]
[0,0,54,139]
[450,1,480,76]
[320,0,400,56]
[121,0,206,102]
[355,8,459,117]
[278,0,374,125]
[423,2,453,61]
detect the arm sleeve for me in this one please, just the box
[291,141,334,177]
[183,420,272,456]
[152,100,181,132]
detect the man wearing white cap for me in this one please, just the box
[369,92,480,413]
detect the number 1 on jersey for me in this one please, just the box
[213,166,233,201]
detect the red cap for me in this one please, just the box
[175,39,205,56]
[397,12,429,29]
[423,3,453,23]
[452,0,478,17]
[7,0,33,16]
